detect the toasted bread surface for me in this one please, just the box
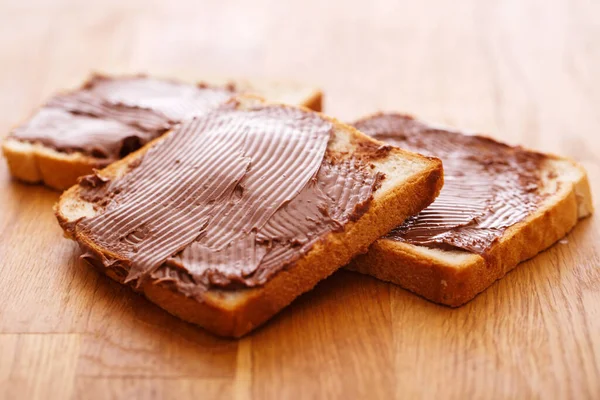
[56,97,443,337]
[2,76,323,190]
[348,116,594,307]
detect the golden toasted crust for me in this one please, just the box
[2,81,323,191]
[55,97,443,337]
[298,90,322,112]
[348,161,593,307]
[2,139,105,190]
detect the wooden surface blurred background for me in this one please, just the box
[1,0,599,399]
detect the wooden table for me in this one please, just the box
[1,1,599,399]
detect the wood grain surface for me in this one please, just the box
[1,0,599,399]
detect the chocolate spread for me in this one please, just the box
[65,101,383,297]
[10,75,236,161]
[353,113,547,254]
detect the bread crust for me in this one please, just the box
[2,81,323,191]
[348,161,593,307]
[298,90,322,112]
[55,98,443,337]
[2,139,106,190]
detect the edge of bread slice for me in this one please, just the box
[2,77,322,191]
[55,96,443,337]
[348,126,594,307]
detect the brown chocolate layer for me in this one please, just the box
[66,102,381,297]
[11,108,153,162]
[10,74,236,160]
[353,113,547,254]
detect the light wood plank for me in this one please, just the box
[0,334,80,400]
[73,377,232,400]
[250,272,395,400]
[0,178,100,333]
[77,270,238,378]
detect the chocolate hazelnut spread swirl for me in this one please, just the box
[353,113,546,254]
[71,102,381,297]
[10,75,235,161]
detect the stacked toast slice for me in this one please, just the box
[348,113,593,306]
[2,74,322,190]
[54,96,443,337]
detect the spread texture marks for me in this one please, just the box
[10,75,236,161]
[69,103,382,298]
[354,113,548,254]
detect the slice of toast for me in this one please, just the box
[2,74,323,190]
[348,113,594,307]
[55,97,443,337]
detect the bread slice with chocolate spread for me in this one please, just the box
[2,74,322,190]
[55,96,443,337]
[347,113,594,307]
